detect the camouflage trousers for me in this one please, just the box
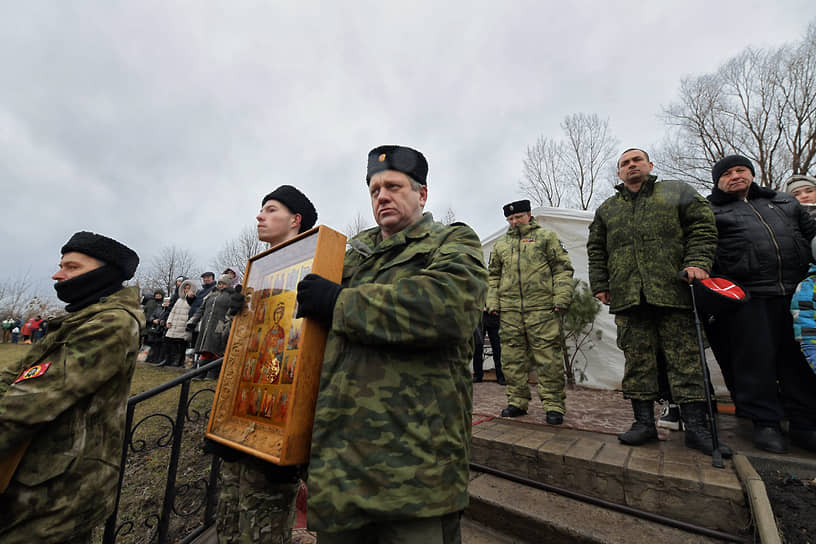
[615,305,705,403]
[500,310,565,413]
[216,459,300,544]
[317,511,462,544]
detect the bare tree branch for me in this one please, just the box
[211,225,266,278]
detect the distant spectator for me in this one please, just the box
[1,317,14,343]
[145,299,171,364]
[164,279,197,367]
[21,317,38,344]
[142,290,164,322]
[187,274,234,379]
[168,276,186,308]
[32,316,45,342]
[222,267,242,288]
[188,272,216,319]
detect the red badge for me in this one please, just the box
[13,362,52,384]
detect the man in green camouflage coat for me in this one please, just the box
[587,148,730,457]
[0,231,144,544]
[486,200,574,423]
[296,145,487,543]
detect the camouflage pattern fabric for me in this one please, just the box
[0,286,144,544]
[500,310,566,412]
[317,511,461,543]
[216,459,299,544]
[486,219,574,414]
[615,306,706,403]
[307,213,487,533]
[486,218,574,313]
[586,176,717,314]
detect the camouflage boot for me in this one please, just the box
[618,400,658,445]
[681,402,733,458]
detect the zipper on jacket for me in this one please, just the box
[516,233,525,314]
[746,201,785,294]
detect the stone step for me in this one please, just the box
[470,419,750,538]
[466,472,730,544]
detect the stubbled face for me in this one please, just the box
[792,185,816,204]
[717,165,753,196]
[52,252,104,282]
[257,199,298,244]
[202,275,214,286]
[506,212,531,228]
[369,170,427,239]
[617,150,653,187]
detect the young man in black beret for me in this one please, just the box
[212,185,317,544]
[0,231,144,543]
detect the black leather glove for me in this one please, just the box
[185,322,196,332]
[228,292,246,315]
[296,273,343,324]
[202,437,245,463]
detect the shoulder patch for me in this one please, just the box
[14,362,52,384]
[559,240,568,253]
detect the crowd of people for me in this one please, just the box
[1,315,49,345]
[2,143,815,544]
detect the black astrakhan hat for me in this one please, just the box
[262,185,318,233]
[61,231,139,280]
[692,277,750,316]
[503,199,531,217]
[366,145,428,186]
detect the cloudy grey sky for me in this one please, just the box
[3,1,815,298]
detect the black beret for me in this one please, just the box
[712,155,755,183]
[262,185,318,233]
[366,145,428,186]
[61,231,139,280]
[503,200,531,217]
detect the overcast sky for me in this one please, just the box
[3,1,815,299]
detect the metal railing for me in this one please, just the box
[102,359,223,544]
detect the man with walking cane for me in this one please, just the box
[587,148,732,457]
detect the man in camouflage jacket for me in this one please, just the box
[0,232,143,544]
[486,200,574,423]
[296,145,487,543]
[587,148,729,457]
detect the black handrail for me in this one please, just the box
[102,359,222,544]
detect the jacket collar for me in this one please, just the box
[351,212,435,256]
[708,182,776,205]
[614,175,657,201]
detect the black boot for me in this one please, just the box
[681,402,733,458]
[618,400,658,445]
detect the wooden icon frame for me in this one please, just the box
[206,226,346,465]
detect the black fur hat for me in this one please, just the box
[503,200,531,217]
[61,231,139,280]
[366,145,428,186]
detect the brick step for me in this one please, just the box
[470,419,750,538]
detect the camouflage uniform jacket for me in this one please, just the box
[307,212,487,532]
[587,176,717,314]
[486,217,574,314]
[0,286,144,543]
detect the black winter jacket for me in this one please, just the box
[708,183,816,296]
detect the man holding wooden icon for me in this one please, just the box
[0,231,143,544]
[296,145,488,543]
[210,185,318,544]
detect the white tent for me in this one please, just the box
[480,206,727,394]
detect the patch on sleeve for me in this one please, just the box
[13,362,52,384]
[559,240,568,253]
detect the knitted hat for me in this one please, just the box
[712,155,755,183]
[785,174,816,194]
[503,200,531,217]
[366,145,428,186]
[61,231,139,280]
[262,185,318,233]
